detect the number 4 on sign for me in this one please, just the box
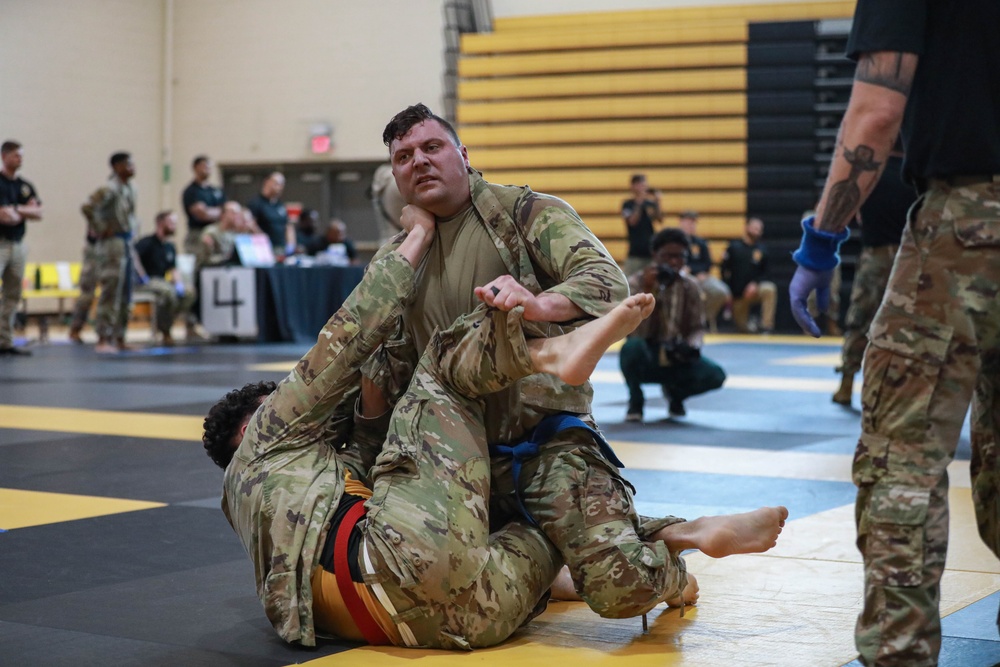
[213,277,245,328]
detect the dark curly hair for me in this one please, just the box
[382,103,460,150]
[202,381,276,469]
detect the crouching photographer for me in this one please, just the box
[620,228,726,422]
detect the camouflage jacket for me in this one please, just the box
[628,270,705,346]
[221,253,415,646]
[367,170,628,417]
[89,176,137,238]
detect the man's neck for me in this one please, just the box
[1,168,16,180]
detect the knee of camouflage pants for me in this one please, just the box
[521,442,687,618]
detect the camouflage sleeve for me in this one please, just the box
[247,252,416,457]
[521,197,628,318]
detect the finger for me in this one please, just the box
[791,298,822,338]
[816,284,831,314]
[474,286,495,306]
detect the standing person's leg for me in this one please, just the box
[112,245,134,347]
[0,241,25,350]
[69,244,99,341]
[853,187,998,667]
[94,239,124,348]
[835,245,898,404]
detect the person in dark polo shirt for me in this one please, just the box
[181,155,224,255]
[0,140,43,356]
[246,171,289,257]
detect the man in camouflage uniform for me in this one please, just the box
[789,3,1000,665]
[832,151,914,406]
[67,230,99,343]
[90,152,140,353]
[371,104,786,620]
[204,209,694,646]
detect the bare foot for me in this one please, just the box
[653,506,788,558]
[530,294,655,386]
[665,573,699,608]
[550,565,583,601]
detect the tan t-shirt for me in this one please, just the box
[407,205,508,353]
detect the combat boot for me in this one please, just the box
[832,373,853,405]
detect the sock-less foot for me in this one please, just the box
[654,506,788,558]
[532,294,655,386]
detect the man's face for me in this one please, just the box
[678,215,697,235]
[631,178,647,197]
[654,242,687,272]
[2,148,23,174]
[263,174,285,199]
[747,218,764,242]
[194,159,212,181]
[115,158,136,181]
[390,120,471,217]
[161,214,178,237]
[220,202,242,229]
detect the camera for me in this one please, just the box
[656,263,679,287]
[658,338,701,366]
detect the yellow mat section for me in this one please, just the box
[0,488,165,530]
[0,405,203,442]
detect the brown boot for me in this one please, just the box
[832,373,853,405]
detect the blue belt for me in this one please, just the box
[489,412,624,527]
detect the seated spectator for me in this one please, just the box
[293,208,329,256]
[322,218,358,265]
[197,201,242,268]
[721,217,777,334]
[620,228,726,422]
[677,210,731,332]
[134,210,197,345]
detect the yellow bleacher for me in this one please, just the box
[457,0,856,263]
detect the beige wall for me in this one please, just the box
[0,0,446,264]
[0,0,164,263]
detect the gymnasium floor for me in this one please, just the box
[1,328,998,667]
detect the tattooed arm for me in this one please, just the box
[814,51,919,234]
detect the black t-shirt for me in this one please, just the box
[135,234,176,279]
[686,235,713,275]
[847,0,1000,180]
[0,173,39,242]
[621,198,658,258]
[859,155,915,248]
[182,181,224,232]
[247,195,288,249]
[721,239,769,296]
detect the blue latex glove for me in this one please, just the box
[174,282,185,297]
[137,274,150,286]
[789,266,832,337]
[789,216,849,337]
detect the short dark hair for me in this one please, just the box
[155,210,174,225]
[202,381,276,469]
[1,141,21,155]
[651,227,690,254]
[382,103,460,149]
[110,152,131,168]
[192,155,209,169]
[679,210,699,220]
[630,174,646,186]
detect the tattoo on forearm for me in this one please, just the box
[820,144,881,232]
[855,53,913,96]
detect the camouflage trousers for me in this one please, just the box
[137,278,197,335]
[69,243,99,331]
[361,305,562,649]
[839,244,899,375]
[93,237,132,342]
[0,240,26,348]
[853,181,1000,666]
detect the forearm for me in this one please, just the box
[528,291,585,323]
[17,202,43,220]
[815,52,916,234]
